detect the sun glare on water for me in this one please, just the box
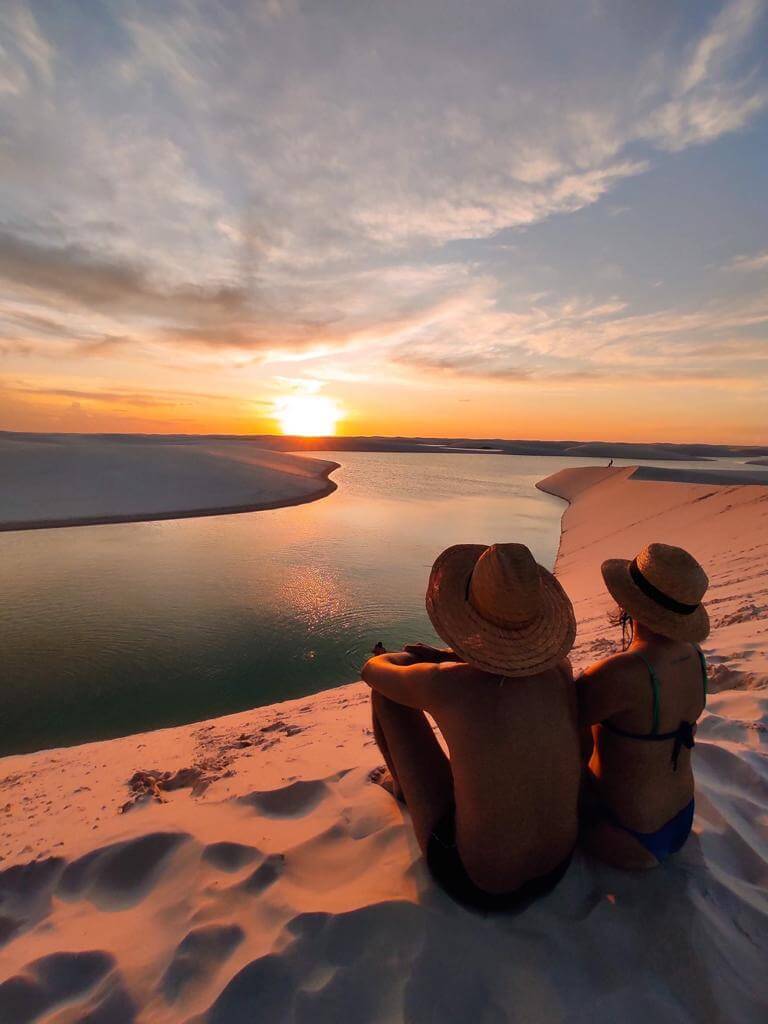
[276,394,341,436]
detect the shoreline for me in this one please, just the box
[0,437,340,533]
[0,460,340,534]
[3,436,765,534]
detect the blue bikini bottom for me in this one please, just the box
[610,799,694,862]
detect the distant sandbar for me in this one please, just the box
[0,435,338,532]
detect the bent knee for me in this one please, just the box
[370,690,398,720]
[371,690,421,720]
[370,689,392,711]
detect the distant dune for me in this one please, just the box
[0,435,338,532]
[745,457,768,466]
[247,434,768,461]
[3,429,767,462]
[560,441,706,461]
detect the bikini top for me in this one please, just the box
[601,645,707,772]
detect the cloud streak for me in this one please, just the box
[0,1,766,435]
[725,250,768,272]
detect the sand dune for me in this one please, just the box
[561,441,709,460]
[1,467,767,1022]
[537,465,768,690]
[5,428,768,463]
[0,436,338,531]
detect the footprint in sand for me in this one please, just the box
[70,973,137,1023]
[0,950,115,1024]
[201,842,261,873]
[0,856,64,945]
[160,923,245,1002]
[237,779,330,818]
[195,902,427,1024]
[188,954,295,1024]
[238,854,285,896]
[58,832,190,910]
[197,853,286,920]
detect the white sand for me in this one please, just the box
[0,436,338,531]
[0,467,766,1022]
[537,465,768,688]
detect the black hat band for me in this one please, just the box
[629,559,699,616]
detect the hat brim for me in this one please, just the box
[601,559,709,642]
[425,545,576,677]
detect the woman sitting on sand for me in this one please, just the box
[577,543,709,870]
[362,542,580,912]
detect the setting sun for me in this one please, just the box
[276,395,341,436]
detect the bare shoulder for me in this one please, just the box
[425,660,484,703]
[581,650,637,682]
[433,659,477,687]
[576,650,641,724]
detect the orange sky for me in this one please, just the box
[2,367,765,445]
[1,2,767,446]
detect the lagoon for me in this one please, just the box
[1,451,748,753]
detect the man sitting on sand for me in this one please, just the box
[362,542,580,911]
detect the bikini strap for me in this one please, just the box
[635,651,660,735]
[693,644,707,702]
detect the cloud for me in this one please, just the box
[2,379,269,410]
[390,288,768,388]
[680,0,760,93]
[725,250,768,272]
[0,1,52,95]
[0,223,478,361]
[0,230,247,317]
[638,0,767,150]
[4,1,765,274]
[0,0,766,421]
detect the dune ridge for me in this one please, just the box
[1,467,767,1022]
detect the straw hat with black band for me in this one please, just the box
[425,542,576,677]
[601,542,709,643]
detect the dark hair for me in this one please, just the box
[608,605,634,651]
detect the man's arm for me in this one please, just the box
[402,642,458,664]
[361,653,448,711]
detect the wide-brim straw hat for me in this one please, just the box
[601,542,709,642]
[425,542,576,677]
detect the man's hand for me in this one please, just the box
[403,642,457,664]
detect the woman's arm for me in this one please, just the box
[575,659,633,727]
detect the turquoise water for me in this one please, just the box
[1,451,751,754]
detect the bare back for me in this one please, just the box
[580,639,706,832]
[431,659,580,891]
